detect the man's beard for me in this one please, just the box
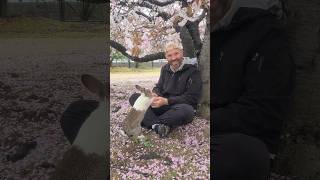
[170,59,182,70]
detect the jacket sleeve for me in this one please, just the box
[213,28,295,137]
[167,69,202,106]
[152,66,165,96]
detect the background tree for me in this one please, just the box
[110,48,128,67]
[110,0,210,118]
[58,0,106,21]
[0,0,8,17]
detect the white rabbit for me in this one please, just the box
[122,85,153,138]
[50,74,108,180]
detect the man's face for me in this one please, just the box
[165,48,183,70]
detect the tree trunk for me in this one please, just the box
[59,0,65,21]
[197,29,210,120]
[180,26,196,58]
[273,1,320,179]
[80,0,91,21]
[0,0,7,17]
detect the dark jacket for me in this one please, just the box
[212,5,295,153]
[153,62,202,109]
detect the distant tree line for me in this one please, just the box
[0,0,8,17]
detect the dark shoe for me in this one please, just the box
[152,124,170,138]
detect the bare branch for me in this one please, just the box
[157,11,172,21]
[145,0,178,6]
[179,26,196,58]
[194,8,208,24]
[186,21,202,53]
[110,40,165,62]
[135,11,153,22]
[134,1,173,21]
[137,1,154,9]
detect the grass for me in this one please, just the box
[110,67,161,81]
[110,67,161,74]
[0,16,106,38]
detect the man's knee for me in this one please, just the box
[173,104,194,116]
[157,104,194,127]
[129,93,141,106]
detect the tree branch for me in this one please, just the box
[135,11,153,22]
[179,26,196,58]
[110,40,165,62]
[157,11,172,21]
[135,1,173,21]
[194,8,208,24]
[145,0,178,6]
[137,1,154,9]
[186,21,202,55]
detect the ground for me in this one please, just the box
[110,71,210,179]
[0,17,106,179]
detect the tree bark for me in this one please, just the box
[197,28,210,120]
[179,26,196,58]
[110,40,165,62]
[273,1,320,179]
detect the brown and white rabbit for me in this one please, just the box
[50,74,108,180]
[122,85,153,138]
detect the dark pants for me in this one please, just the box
[60,100,99,144]
[129,93,194,129]
[213,133,271,180]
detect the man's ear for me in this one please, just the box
[164,53,168,60]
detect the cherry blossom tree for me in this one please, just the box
[110,0,210,119]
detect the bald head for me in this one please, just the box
[163,42,183,53]
[164,42,184,71]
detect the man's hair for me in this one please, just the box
[163,42,183,53]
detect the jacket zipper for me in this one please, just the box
[219,52,224,63]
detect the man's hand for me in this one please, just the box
[151,97,168,108]
[152,92,159,97]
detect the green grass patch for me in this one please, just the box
[0,17,106,38]
[140,137,154,148]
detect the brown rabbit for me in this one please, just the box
[122,85,153,138]
[50,74,108,180]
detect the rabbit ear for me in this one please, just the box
[135,85,152,98]
[81,74,106,99]
[135,85,144,92]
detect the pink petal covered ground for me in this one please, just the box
[110,77,210,179]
